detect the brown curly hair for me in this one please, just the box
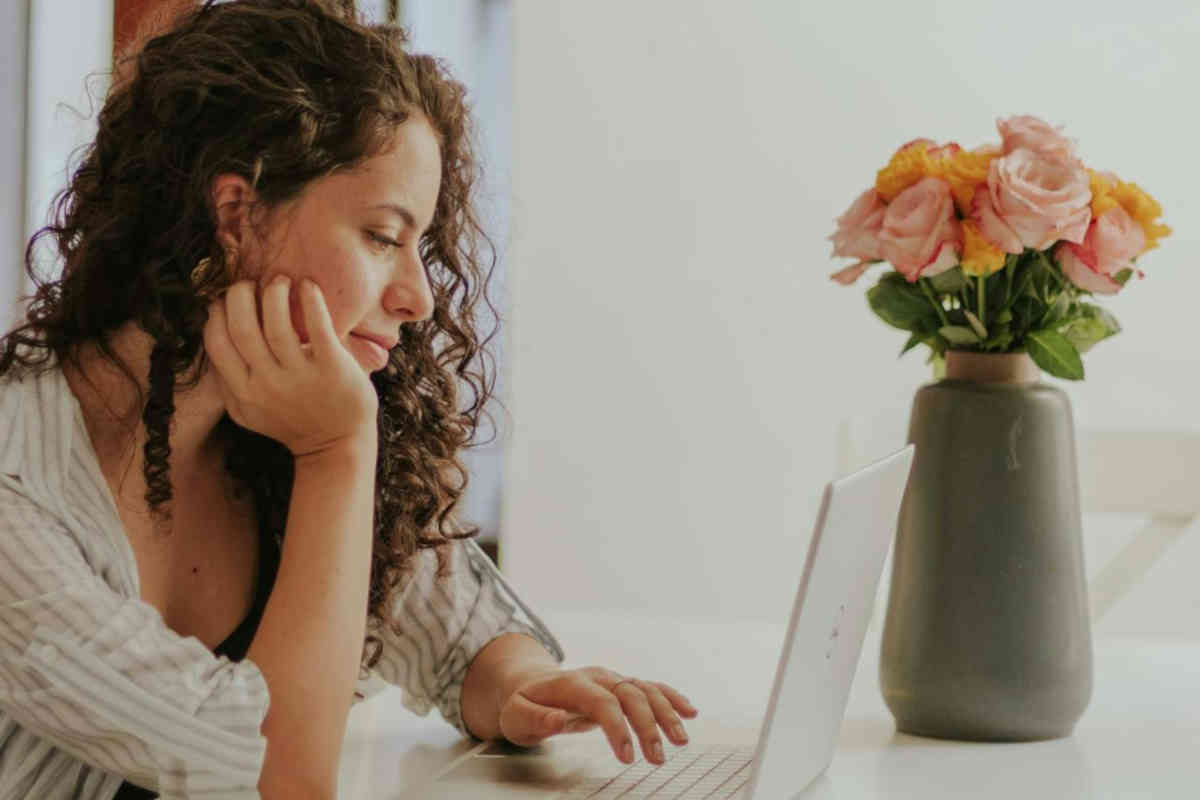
[0,0,502,679]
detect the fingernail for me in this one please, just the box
[650,740,664,763]
[622,742,634,763]
[671,724,687,743]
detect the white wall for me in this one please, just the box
[502,0,1200,624]
[1,0,28,332]
[404,0,516,541]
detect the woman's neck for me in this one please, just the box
[62,321,229,496]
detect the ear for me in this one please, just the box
[209,173,256,255]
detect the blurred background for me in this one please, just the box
[4,1,1197,632]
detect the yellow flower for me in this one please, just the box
[875,141,934,202]
[1089,170,1172,252]
[1089,170,1117,216]
[936,149,998,215]
[960,220,1006,276]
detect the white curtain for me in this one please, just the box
[1,1,29,333]
[10,0,113,328]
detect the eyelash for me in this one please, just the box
[366,231,403,251]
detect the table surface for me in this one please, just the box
[337,610,1200,799]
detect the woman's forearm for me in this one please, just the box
[247,435,378,799]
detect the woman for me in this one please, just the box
[0,2,695,797]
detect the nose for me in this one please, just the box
[385,252,435,322]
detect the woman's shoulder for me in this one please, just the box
[0,357,70,472]
[0,358,126,583]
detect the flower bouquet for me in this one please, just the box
[839,115,1174,742]
[829,115,1171,380]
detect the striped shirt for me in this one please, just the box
[0,360,564,799]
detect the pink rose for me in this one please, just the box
[1054,205,1146,295]
[997,115,1078,162]
[878,176,962,282]
[828,188,886,285]
[972,149,1091,253]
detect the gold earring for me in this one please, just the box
[190,257,214,286]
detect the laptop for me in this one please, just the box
[406,444,915,799]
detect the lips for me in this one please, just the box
[352,331,399,351]
[349,334,391,371]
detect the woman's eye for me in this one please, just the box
[366,231,402,251]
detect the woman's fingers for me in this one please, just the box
[202,301,249,396]
[224,281,278,371]
[651,680,699,720]
[523,674,636,764]
[612,681,667,765]
[498,693,568,747]
[259,274,304,369]
[199,274,378,455]
[638,681,690,747]
[298,278,340,363]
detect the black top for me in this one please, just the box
[113,526,279,799]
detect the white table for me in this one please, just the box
[337,611,1200,798]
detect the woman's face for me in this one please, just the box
[244,114,441,372]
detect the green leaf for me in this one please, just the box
[1010,295,1039,331]
[867,273,935,331]
[1062,317,1110,354]
[963,310,988,339]
[1063,304,1122,353]
[1114,268,1133,286]
[930,353,946,380]
[899,332,924,356]
[1041,291,1071,327]
[1026,329,1085,380]
[929,268,968,294]
[939,325,982,346]
[1004,266,1037,312]
[1082,304,1122,335]
[995,309,1013,325]
[984,331,1015,351]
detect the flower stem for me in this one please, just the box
[920,279,950,327]
[1037,250,1066,290]
[978,274,986,328]
[1005,255,1016,305]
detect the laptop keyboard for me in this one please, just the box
[560,744,755,799]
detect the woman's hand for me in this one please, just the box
[202,276,379,457]
[497,667,698,766]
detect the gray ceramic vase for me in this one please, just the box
[879,351,1093,741]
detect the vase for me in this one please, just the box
[879,350,1093,741]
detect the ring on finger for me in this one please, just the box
[611,678,640,692]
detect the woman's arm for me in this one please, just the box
[246,434,377,800]
[203,276,383,799]
[361,537,564,737]
[461,632,560,741]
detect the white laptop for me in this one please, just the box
[406,445,915,799]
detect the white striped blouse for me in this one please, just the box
[0,360,564,799]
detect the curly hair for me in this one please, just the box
[0,0,502,679]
